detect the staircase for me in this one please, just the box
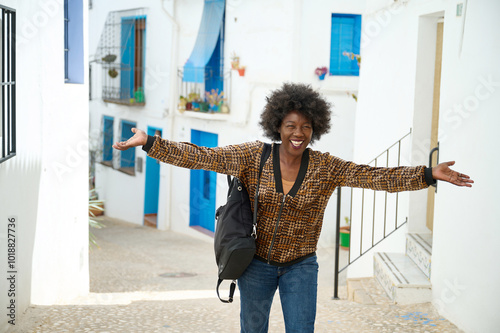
[373,233,432,304]
[333,132,435,305]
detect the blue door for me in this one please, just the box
[144,127,162,227]
[190,130,218,232]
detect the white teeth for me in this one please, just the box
[291,140,303,146]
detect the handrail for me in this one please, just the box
[333,130,412,299]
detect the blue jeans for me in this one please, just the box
[238,255,319,333]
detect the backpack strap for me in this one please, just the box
[217,279,237,303]
[252,143,272,239]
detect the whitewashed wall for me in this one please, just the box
[430,0,500,332]
[349,0,500,332]
[0,0,89,330]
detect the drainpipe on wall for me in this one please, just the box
[161,0,179,231]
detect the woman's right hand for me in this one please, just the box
[112,128,148,151]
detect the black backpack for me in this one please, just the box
[214,143,271,303]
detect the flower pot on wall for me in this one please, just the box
[238,67,246,77]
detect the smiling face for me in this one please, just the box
[278,110,313,158]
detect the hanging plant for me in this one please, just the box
[101,54,117,63]
[108,69,118,78]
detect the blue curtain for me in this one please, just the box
[183,0,225,83]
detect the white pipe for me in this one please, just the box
[160,0,179,231]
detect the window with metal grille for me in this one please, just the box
[95,9,147,106]
[0,5,16,164]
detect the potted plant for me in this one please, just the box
[108,68,118,78]
[178,95,187,111]
[315,67,328,80]
[230,52,240,69]
[220,101,229,114]
[238,66,246,77]
[205,89,225,112]
[188,91,201,111]
[134,87,144,103]
[342,51,361,67]
[101,54,117,63]
[340,217,350,250]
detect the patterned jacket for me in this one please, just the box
[145,137,434,265]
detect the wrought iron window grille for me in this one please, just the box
[94,8,147,106]
[0,5,16,164]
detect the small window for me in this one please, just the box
[64,0,84,83]
[119,120,136,175]
[0,5,16,164]
[330,14,361,76]
[102,116,114,166]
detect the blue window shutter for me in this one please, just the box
[121,18,135,99]
[103,116,114,162]
[330,14,361,76]
[120,120,136,169]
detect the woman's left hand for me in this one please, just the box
[432,161,474,187]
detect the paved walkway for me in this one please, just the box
[8,217,463,332]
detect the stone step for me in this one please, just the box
[347,278,376,305]
[374,252,432,304]
[406,233,432,278]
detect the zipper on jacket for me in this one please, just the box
[267,194,287,263]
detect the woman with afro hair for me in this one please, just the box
[114,82,472,332]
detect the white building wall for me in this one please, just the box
[430,0,500,332]
[0,0,89,330]
[349,0,500,332]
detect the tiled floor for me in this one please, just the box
[8,216,463,333]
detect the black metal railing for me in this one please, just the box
[333,131,412,299]
[0,5,16,164]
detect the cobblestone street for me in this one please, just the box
[8,217,463,332]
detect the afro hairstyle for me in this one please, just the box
[259,82,332,143]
